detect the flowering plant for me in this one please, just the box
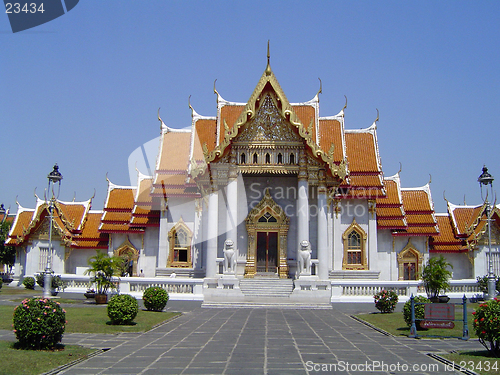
[472,298,500,356]
[13,298,66,349]
[374,289,398,313]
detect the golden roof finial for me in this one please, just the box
[316,78,322,98]
[375,108,379,124]
[265,40,272,76]
[343,95,347,111]
[398,162,402,175]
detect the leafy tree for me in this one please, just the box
[0,221,15,272]
[84,250,121,295]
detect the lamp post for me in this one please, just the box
[478,165,497,301]
[43,164,63,299]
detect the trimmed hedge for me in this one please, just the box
[22,277,35,290]
[143,287,169,312]
[107,294,138,325]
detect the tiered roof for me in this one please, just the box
[7,197,107,249]
[376,174,407,230]
[99,181,142,233]
[430,202,499,253]
[398,184,439,236]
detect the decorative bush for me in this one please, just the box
[34,272,64,290]
[143,287,169,312]
[13,298,66,349]
[403,295,430,328]
[374,289,398,313]
[476,275,500,294]
[473,298,500,356]
[107,294,138,325]
[0,278,3,290]
[22,276,35,290]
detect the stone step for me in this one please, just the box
[202,301,332,309]
[239,278,294,298]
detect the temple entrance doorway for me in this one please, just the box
[256,231,278,273]
[244,189,290,278]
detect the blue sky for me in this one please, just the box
[1,1,499,214]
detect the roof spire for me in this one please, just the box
[265,40,272,76]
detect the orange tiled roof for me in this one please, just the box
[105,187,136,211]
[73,212,108,249]
[430,215,467,252]
[393,186,438,236]
[102,211,132,223]
[318,119,344,163]
[344,132,380,173]
[219,105,244,144]
[293,105,316,142]
[157,132,191,172]
[401,189,433,212]
[195,118,217,155]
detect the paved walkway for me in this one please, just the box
[0,290,485,374]
[49,304,488,374]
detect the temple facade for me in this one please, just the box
[7,58,500,301]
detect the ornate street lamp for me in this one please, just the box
[43,164,63,299]
[478,165,497,300]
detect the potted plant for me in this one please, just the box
[84,288,96,299]
[84,250,120,304]
[421,256,453,303]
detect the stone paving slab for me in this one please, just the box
[0,300,488,374]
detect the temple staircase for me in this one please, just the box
[202,277,332,309]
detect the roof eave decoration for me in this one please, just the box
[203,64,347,180]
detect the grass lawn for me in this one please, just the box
[356,309,500,375]
[440,351,500,375]
[0,304,179,333]
[0,341,94,375]
[0,295,180,374]
[357,311,475,339]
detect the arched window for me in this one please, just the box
[397,240,423,280]
[342,219,367,270]
[289,153,295,165]
[265,153,271,164]
[347,232,362,264]
[240,153,246,164]
[253,153,258,164]
[277,153,283,164]
[168,219,192,267]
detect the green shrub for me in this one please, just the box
[143,287,169,312]
[473,298,500,356]
[34,273,64,290]
[13,298,66,349]
[476,275,500,294]
[374,289,398,313]
[107,294,138,325]
[0,278,3,290]
[403,295,430,328]
[22,277,35,290]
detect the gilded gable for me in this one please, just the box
[233,94,303,145]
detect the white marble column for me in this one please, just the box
[226,153,238,246]
[297,151,309,245]
[368,200,378,271]
[333,200,343,270]
[206,184,219,278]
[317,170,328,280]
